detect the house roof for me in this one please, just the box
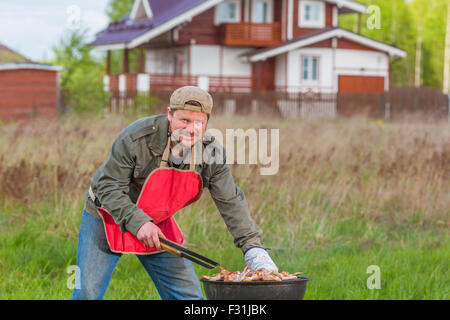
[241,27,407,61]
[0,63,63,72]
[327,0,367,14]
[92,0,222,49]
[0,43,63,72]
[0,43,32,63]
[92,0,367,50]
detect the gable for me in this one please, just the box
[130,0,153,21]
[337,38,380,52]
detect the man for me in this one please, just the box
[71,86,277,300]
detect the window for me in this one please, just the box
[252,0,273,23]
[216,0,240,24]
[173,53,184,75]
[299,0,325,28]
[148,48,186,74]
[301,56,319,83]
[255,1,268,22]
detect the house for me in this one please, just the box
[92,0,406,96]
[0,43,63,123]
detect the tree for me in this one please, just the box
[339,0,417,88]
[339,0,449,89]
[442,1,450,93]
[413,0,447,89]
[409,0,431,88]
[105,0,135,21]
[52,29,108,113]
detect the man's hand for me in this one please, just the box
[244,247,278,271]
[136,221,166,250]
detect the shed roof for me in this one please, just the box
[0,43,32,63]
[0,63,63,72]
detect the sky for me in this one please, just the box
[0,0,111,61]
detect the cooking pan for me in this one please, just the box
[200,276,311,300]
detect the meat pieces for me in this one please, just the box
[202,265,303,282]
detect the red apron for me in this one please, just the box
[97,137,202,254]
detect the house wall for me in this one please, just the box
[221,46,253,76]
[275,45,390,93]
[190,45,221,75]
[145,46,189,74]
[275,53,287,88]
[335,49,389,76]
[176,7,220,45]
[291,0,334,38]
[176,0,285,45]
[147,44,252,77]
[190,44,252,76]
[0,68,59,122]
[252,57,276,91]
[286,47,334,92]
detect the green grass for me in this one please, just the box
[0,192,448,300]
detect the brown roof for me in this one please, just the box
[0,43,32,63]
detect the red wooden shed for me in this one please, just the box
[0,63,63,123]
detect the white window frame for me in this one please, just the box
[251,0,274,23]
[298,0,325,28]
[300,55,320,84]
[215,0,241,25]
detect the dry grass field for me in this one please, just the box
[0,112,448,299]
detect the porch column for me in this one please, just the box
[104,50,111,92]
[106,50,111,75]
[123,48,129,74]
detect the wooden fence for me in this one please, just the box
[107,87,450,121]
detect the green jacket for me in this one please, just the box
[84,114,262,254]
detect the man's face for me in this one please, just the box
[168,107,208,147]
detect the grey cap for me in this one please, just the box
[170,86,213,116]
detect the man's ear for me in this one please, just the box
[167,107,172,121]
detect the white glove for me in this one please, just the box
[244,247,278,271]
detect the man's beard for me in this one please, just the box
[171,128,199,146]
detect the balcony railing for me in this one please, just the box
[221,22,282,47]
[107,73,252,93]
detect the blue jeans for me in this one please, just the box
[71,210,204,300]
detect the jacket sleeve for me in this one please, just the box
[91,132,152,236]
[208,149,262,254]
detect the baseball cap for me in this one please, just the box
[169,86,213,116]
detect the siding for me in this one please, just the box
[0,69,59,122]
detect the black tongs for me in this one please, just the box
[159,237,220,270]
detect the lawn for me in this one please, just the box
[0,113,448,299]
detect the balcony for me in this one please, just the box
[220,22,282,47]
